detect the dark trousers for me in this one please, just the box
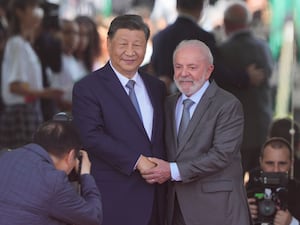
[148,186,163,225]
[172,194,186,225]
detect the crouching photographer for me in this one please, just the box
[246,137,300,225]
[0,118,103,225]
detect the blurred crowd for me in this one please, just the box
[0,0,299,177]
[0,1,300,225]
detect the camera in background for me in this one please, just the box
[247,170,289,224]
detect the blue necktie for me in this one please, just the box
[126,80,143,121]
[178,99,194,142]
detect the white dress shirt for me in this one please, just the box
[170,81,210,181]
[110,62,153,140]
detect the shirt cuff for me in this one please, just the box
[170,162,181,181]
[290,217,299,225]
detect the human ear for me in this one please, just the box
[205,64,214,80]
[66,149,76,167]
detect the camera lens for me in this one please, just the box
[258,199,276,216]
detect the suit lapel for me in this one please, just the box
[140,74,156,141]
[165,93,180,161]
[176,81,218,157]
[171,94,180,145]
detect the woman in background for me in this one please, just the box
[74,15,101,72]
[0,0,63,149]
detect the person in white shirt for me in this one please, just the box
[48,19,86,112]
[0,0,63,149]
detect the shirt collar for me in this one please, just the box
[109,60,141,87]
[179,80,210,104]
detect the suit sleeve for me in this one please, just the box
[48,173,103,225]
[72,79,142,176]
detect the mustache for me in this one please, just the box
[176,79,194,82]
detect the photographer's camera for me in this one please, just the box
[247,171,289,224]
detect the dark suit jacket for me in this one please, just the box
[72,63,167,225]
[0,144,102,225]
[165,81,250,225]
[151,16,216,79]
[216,30,273,171]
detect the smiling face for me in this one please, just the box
[173,42,214,97]
[107,28,147,78]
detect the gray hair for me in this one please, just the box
[173,39,214,64]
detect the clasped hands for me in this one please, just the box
[136,155,171,184]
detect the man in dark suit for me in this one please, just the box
[247,137,300,225]
[141,40,250,225]
[215,1,274,174]
[0,120,102,225]
[72,15,167,225]
[150,0,217,93]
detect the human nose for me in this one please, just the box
[125,44,135,56]
[180,67,189,77]
[273,164,279,172]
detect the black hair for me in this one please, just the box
[176,0,204,11]
[74,15,101,72]
[41,1,59,30]
[107,14,150,41]
[7,0,42,36]
[0,0,9,8]
[261,137,292,160]
[33,120,81,159]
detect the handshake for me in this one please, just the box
[136,155,171,184]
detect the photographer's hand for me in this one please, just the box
[79,150,91,175]
[247,198,258,219]
[273,209,292,225]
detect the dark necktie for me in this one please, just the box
[178,99,194,142]
[126,80,143,121]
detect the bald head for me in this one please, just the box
[223,1,252,34]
